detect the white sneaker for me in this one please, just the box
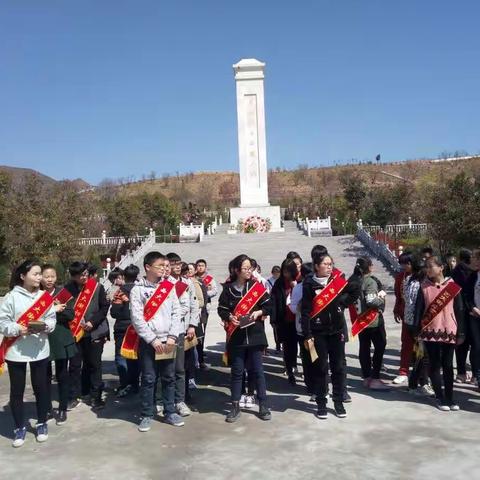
[188,379,198,389]
[392,375,408,385]
[239,394,247,408]
[450,404,460,411]
[245,395,256,409]
[35,423,48,443]
[156,404,164,415]
[437,404,450,412]
[416,385,435,397]
[176,402,192,417]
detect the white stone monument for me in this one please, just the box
[229,58,283,233]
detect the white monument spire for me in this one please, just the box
[233,58,269,207]
[229,58,283,233]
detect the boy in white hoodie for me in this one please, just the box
[130,251,182,432]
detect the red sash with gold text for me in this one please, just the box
[121,280,175,360]
[0,291,53,374]
[351,308,379,337]
[224,281,268,345]
[420,281,461,333]
[70,278,98,342]
[202,274,213,287]
[175,280,189,298]
[309,275,348,320]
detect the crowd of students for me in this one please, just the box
[0,243,478,448]
[0,255,217,447]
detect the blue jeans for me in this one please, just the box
[230,346,267,403]
[138,339,175,418]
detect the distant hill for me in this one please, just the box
[113,156,480,207]
[0,166,90,191]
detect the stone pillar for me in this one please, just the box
[233,58,269,207]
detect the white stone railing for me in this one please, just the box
[356,224,401,272]
[78,229,154,246]
[101,232,156,292]
[297,216,332,237]
[360,218,428,237]
[179,223,204,242]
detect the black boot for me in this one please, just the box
[258,403,271,421]
[56,410,67,426]
[91,395,106,411]
[226,402,241,423]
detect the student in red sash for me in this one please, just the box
[271,258,299,385]
[218,254,272,423]
[195,259,217,369]
[129,251,183,432]
[41,264,77,425]
[301,252,359,419]
[166,253,199,416]
[110,264,141,398]
[0,260,57,447]
[392,252,414,385]
[413,256,465,411]
[352,257,390,391]
[65,262,110,411]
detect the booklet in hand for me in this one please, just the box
[28,321,47,333]
[155,343,177,361]
[238,314,255,329]
[54,288,73,305]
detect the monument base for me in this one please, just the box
[229,205,284,233]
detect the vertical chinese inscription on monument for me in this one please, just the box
[245,93,260,188]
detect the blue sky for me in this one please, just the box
[1,1,479,184]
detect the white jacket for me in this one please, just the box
[0,286,56,362]
[129,278,181,344]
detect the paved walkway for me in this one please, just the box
[0,229,479,479]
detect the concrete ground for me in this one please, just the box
[1,226,479,479]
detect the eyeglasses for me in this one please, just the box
[149,265,165,270]
[241,267,253,272]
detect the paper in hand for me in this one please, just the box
[184,335,198,351]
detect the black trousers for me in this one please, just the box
[282,322,298,375]
[312,332,345,404]
[184,347,196,402]
[7,358,50,429]
[47,359,70,412]
[462,316,480,382]
[69,336,104,400]
[298,336,315,394]
[425,341,455,404]
[358,324,387,379]
[195,323,206,364]
[230,346,267,403]
[455,315,476,376]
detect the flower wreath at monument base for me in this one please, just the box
[238,216,272,233]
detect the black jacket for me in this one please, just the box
[65,280,110,340]
[270,278,297,342]
[218,279,272,348]
[463,271,479,313]
[451,263,474,290]
[301,273,360,338]
[110,283,135,334]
